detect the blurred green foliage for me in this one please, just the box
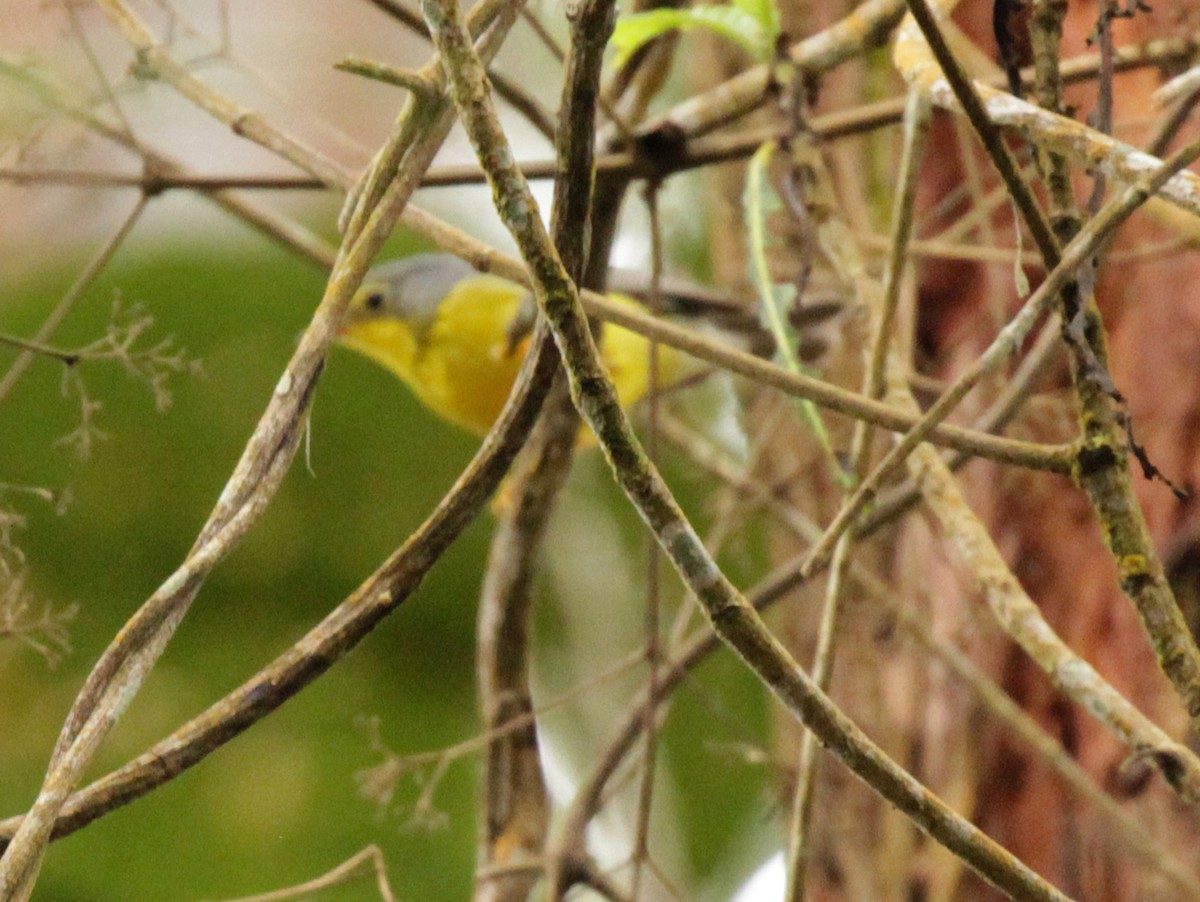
[1,214,774,900]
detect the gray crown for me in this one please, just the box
[363,253,479,325]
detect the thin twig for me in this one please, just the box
[630,181,666,901]
[95,0,351,189]
[786,89,932,902]
[800,138,1200,581]
[210,845,395,902]
[636,0,906,140]
[7,30,1193,198]
[472,0,618,895]
[659,419,1200,899]
[0,198,148,408]
[362,0,558,141]
[0,58,337,268]
[0,334,80,367]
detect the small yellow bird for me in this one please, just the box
[337,253,680,436]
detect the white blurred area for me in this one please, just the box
[732,851,785,902]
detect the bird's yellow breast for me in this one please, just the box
[339,273,676,437]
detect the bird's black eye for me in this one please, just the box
[365,292,385,311]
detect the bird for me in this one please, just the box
[336,252,682,437]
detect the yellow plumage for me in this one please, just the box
[337,254,677,437]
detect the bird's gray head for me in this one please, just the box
[354,253,478,326]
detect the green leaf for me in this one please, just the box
[1011,199,1030,297]
[732,0,780,45]
[743,142,795,357]
[685,5,773,58]
[610,3,776,69]
[610,9,692,68]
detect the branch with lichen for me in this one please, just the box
[421,0,1075,897]
[473,0,620,896]
[339,0,529,244]
[349,0,558,141]
[1027,0,1200,738]
[895,0,1200,227]
[896,0,1200,737]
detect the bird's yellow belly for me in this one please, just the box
[412,329,527,435]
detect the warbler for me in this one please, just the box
[337,253,681,436]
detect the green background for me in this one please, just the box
[1,207,775,900]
